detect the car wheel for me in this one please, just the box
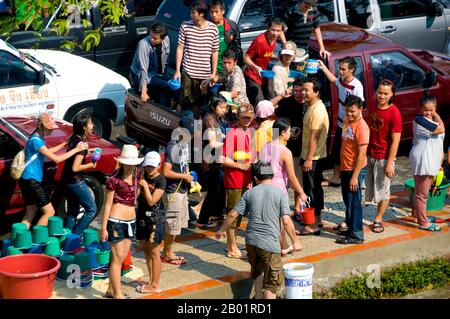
[73,107,112,140]
[55,175,104,222]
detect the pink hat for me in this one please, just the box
[37,112,58,130]
[256,100,275,118]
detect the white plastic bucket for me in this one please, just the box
[283,262,314,299]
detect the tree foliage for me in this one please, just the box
[0,0,130,51]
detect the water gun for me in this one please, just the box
[91,148,101,163]
[233,151,250,161]
[189,171,202,193]
[431,167,444,195]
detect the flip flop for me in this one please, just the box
[428,217,445,223]
[296,229,321,236]
[371,221,384,233]
[136,285,162,294]
[161,256,186,265]
[419,223,441,232]
[226,252,243,259]
[281,245,294,257]
[161,254,185,261]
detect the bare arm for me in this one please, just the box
[211,50,219,78]
[220,154,250,170]
[303,129,320,172]
[48,141,67,154]
[140,180,165,207]
[317,60,336,83]
[72,153,96,172]
[100,189,114,241]
[432,113,445,135]
[174,43,184,79]
[39,142,87,164]
[162,162,193,183]
[349,144,368,192]
[385,132,401,178]
[244,54,262,75]
[281,215,301,250]
[281,149,306,197]
[215,210,239,239]
[314,27,331,59]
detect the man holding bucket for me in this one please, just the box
[216,161,301,299]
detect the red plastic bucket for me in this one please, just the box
[0,254,61,299]
[300,207,315,225]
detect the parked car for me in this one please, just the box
[155,0,450,73]
[3,0,163,76]
[123,23,450,152]
[0,116,121,230]
[0,39,130,139]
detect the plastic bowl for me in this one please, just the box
[289,70,305,79]
[167,79,181,91]
[209,83,222,93]
[260,70,275,78]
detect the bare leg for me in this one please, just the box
[21,205,38,229]
[108,239,130,299]
[226,227,240,256]
[263,289,277,299]
[36,202,55,226]
[162,233,176,259]
[374,199,389,222]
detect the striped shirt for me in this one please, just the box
[285,6,320,52]
[178,20,219,79]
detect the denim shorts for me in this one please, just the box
[107,218,136,243]
[136,216,164,244]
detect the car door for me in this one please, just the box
[0,49,59,119]
[0,127,24,215]
[373,0,446,52]
[367,49,440,141]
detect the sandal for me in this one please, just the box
[371,221,384,233]
[226,252,243,259]
[428,217,445,223]
[296,229,321,236]
[419,223,441,232]
[104,291,129,299]
[161,256,186,265]
[281,245,294,257]
[136,285,162,294]
[333,222,348,232]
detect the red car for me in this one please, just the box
[0,116,120,233]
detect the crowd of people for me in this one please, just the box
[16,0,445,299]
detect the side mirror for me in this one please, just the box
[37,70,46,85]
[427,2,444,17]
[426,71,437,87]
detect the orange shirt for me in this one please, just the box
[340,117,370,171]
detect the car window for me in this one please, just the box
[316,0,336,24]
[370,52,427,91]
[238,0,273,33]
[334,56,365,93]
[345,0,373,29]
[0,51,37,88]
[134,0,163,17]
[0,129,21,159]
[379,0,427,20]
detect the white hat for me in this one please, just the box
[114,144,144,166]
[281,41,297,57]
[142,151,161,167]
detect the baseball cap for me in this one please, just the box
[179,114,195,134]
[37,112,58,130]
[302,0,315,5]
[281,41,297,56]
[142,151,161,167]
[238,103,255,118]
[255,100,275,118]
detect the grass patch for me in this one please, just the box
[321,257,450,299]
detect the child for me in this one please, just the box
[268,41,297,99]
[18,112,88,228]
[62,114,98,235]
[409,93,444,231]
[365,79,402,233]
[254,100,276,153]
[101,144,143,299]
[336,95,369,244]
[136,151,167,293]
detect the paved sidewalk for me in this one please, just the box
[48,157,450,299]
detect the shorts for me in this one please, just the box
[365,156,394,203]
[18,178,50,208]
[246,244,283,294]
[180,72,208,118]
[136,216,164,244]
[226,188,246,228]
[163,192,189,236]
[107,218,136,243]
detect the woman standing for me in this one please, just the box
[101,144,143,299]
[196,94,230,228]
[19,113,88,228]
[260,117,308,255]
[409,93,444,232]
[62,114,98,234]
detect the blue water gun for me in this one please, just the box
[189,171,202,193]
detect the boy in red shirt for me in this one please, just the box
[244,17,284,106]
[337,95,369,244]
[366,80,402,233]
[221,103,255,258]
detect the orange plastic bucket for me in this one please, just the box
[300,207,315,225]
[0,254,60,299]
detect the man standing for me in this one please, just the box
[285,0,331,59]
[129,22,173,106]
[317,57,365,186]
[299,78,329,235]
[174,1,219,118]
[209,0,243,72]
[216,161,301,299]
[244,17,284,107]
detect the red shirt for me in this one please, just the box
[367,104,402,160]
[243,32,277,85]
[222,127,253,189]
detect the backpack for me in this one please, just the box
[10,137,40,180]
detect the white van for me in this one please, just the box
[0,39,130,139]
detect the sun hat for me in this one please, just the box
[37,112,58,130]
[281,41,297,57]
[256,100,275,118]
[238,103,255,118]
[143,151,161,167]
[114,144,144,166]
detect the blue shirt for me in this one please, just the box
[21,135,45,182]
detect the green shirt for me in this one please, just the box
[217,23,226,74]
